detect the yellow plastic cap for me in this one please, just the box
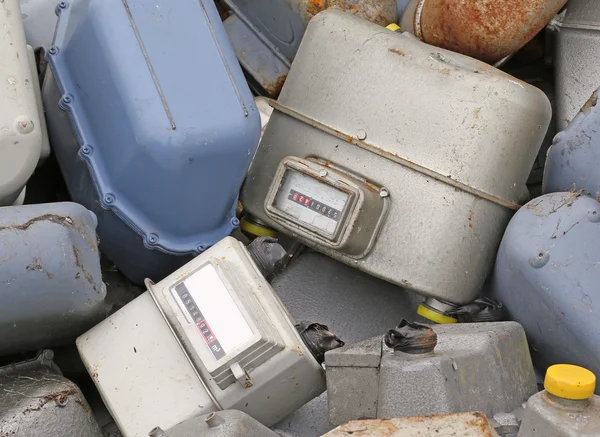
[545,364,596,400]
[386,23,401,32]
[417,303,458,325]
[240,217,277,238]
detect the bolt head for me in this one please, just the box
[357,129,367,140]
[379,187,389,198]
[319,169,328,177]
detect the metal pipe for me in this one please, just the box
[400,0,568,64]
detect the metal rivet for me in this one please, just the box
[530,250,549,269]
[15,117,34,134]
[357,129,367,140]
[319,169,328,177]
[379,187,389,198]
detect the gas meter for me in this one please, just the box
[240,10,551,323]
[77,237,342,437]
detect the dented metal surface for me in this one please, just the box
[401,0,567,64]
[489,192,600,392]
[0,202,105,356]
[322,412,499,436]
[0,351,102,437]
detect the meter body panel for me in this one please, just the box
[77,237,325,436]
[240,10,551,306]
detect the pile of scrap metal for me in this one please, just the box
[1,0,599,435]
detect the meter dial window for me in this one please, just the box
[273,169,350,237]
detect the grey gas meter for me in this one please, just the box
[77,237,342,437]
[240,10,551,322]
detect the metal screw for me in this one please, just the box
[231,217,240,227]
[59,1,68,8]
[319,169,328,177]
[104,194,115,204]
[81,145,92,155]
[197,243,207,252]
[148,234,158,244]
[62,94,73,104]
[48,46,58,55]
[379,187,389,198]
[357,129,367,140]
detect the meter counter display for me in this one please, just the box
[273,169,350,236]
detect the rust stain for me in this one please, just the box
[263,74,287,98]
[325,412,495,436]
[468,214,473,228]
[305,0,326,17]
[418,0,568,64]
[0,214,75,232]
[72,245,98,291]
[303,0,396,27]
[581,90,598,115]
[388,48,406,57]
[21,388,78,415]
[465,412,495,437]
[25,261,53,279]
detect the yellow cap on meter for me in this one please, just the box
[417,303,457,325]
[240,217,277,238]
[544,364,596,400]
[386,23,401,32]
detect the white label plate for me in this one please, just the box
[171,263,254,360]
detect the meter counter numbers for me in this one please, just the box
[273,169,350,236]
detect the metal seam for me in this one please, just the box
[222,0,292,68]
[145,279,224,411]
[197,0,248,116]
[268,99,521,211]
[554,21,600,31]
[414,0,426,41]
[122,0,177,129]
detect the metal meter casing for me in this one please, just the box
[240,10,551,306]
[76,237,325,437]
